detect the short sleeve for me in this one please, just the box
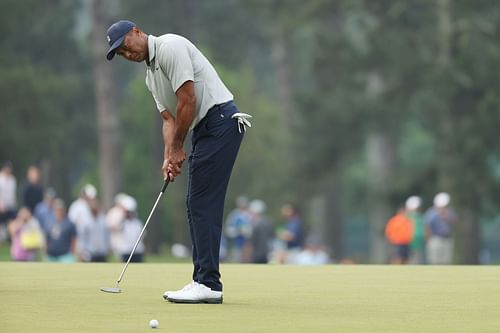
[287,220,301,237]
[151,90,167,112]
[158,41,194,93]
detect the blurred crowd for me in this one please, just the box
[385,192,457,265]
[2,161,464,266]
[0,162,145,263]
[1,162,462,266]
[0,161,329,265]
[221,196,330,265]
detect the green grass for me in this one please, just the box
[0,242,190,263]
[1,264,499,333]
[0,243,10,261]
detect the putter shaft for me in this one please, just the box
[115,179,169,285]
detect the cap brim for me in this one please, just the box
[106,36,126,60]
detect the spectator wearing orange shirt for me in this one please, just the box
[385,206,414,264]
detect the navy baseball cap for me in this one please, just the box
[106,20,136,60]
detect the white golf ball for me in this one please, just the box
[149,319,159,329]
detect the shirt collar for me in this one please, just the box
[147,35,157,67]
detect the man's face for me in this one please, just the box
[27,166,40,184]
[54,206,65,221]
[281,205,293,219]
[116,28,147,62]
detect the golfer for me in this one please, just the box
[106,20,251,304]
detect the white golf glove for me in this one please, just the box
[231,113,253,133]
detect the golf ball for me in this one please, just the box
[149,319,159,329]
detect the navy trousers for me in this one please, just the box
[187,101,244,291]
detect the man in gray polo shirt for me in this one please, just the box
[106,20,251,304]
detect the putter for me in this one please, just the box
[101,179,169,293]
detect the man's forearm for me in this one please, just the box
[162,81,195,180]
[172,98,195,149]
[162,114,175,159]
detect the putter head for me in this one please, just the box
[100,286,122,293]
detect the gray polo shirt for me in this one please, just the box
[145,34,233,130]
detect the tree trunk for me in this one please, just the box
[326,175,343,261]
[436,0,454,192]
[91,0,122,210]
[307,172,344,261]
[271,24,295,129]
[459,207,480,264]
[435,0,480,263]
[307,177,343,262]
[366,133,398,264]
[270,22,298,202]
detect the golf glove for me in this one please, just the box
[231,113,252,133]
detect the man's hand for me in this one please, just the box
[162,159,171,181]
[163,145,186,181]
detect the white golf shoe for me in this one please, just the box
[164,282,223,304]
[163,281,198,299]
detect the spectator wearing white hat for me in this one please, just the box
[116,195,145,263]
[224,196,252,263]
[77,198,110,262]
[248,200,274,264]
[405,196,425,264]
[0,161,17,226]
[68,184,97,226]
[0,161,17,242]
[105,193,128,260]
[424,192,457,264]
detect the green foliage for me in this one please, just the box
[119,75,168,235]
[0,0,94,200]
[2,0,500,261]
[0,62,94,179]
[220,66,291,217]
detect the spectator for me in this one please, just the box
[293,235,330,265]
[406,196,425,264]
[224,196,252,262]
[8,207,44,261]
[105,193,127,259]
[45,199,77,263]
[0,161,17,241]
[116,196,145,263]
[21,165,44,213]
[385,206,413,264]
[34,188,57,232]
[249,200,274,264]
[424,192,457,264]
[77,198,110,262]
[279,203,305,251]
[68,184,97,226]
[219,235,228,262]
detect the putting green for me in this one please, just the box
[1,263,499,333]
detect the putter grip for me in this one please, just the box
[161,179,169,193]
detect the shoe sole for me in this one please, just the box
[163,295,223,304]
